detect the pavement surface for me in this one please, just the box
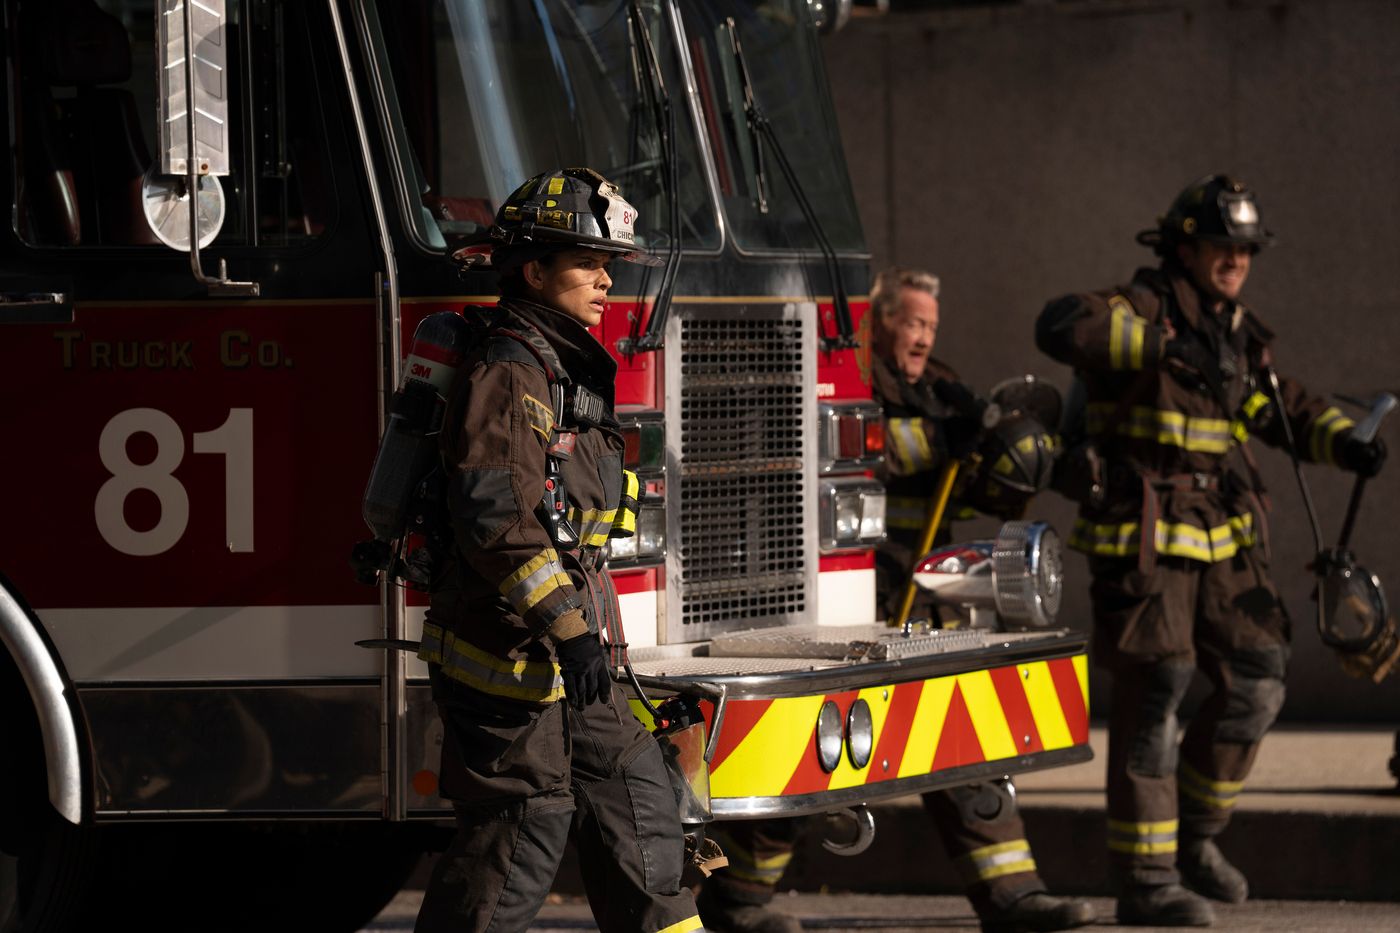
[364,890,1400,932]
[774,724,1400,902]
[375,724,1400,930]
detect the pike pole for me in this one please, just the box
[891,461,961,631]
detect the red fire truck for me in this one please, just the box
[0,1,1089,929]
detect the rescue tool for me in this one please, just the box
[1267,371,1400,681]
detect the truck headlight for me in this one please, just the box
[609,496,666,567]
[816,700,843,772]
[819,402,884,474]
[819,477,885,552]
[846,699,873,769]
[991,521,1063,628]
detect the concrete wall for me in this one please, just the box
[822,0,1400,722]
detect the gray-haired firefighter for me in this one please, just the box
[1035,174,1387,927]
[414,168,701,933]
[699,268,1095,933]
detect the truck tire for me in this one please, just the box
[0,658,98,933]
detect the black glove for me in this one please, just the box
[940,415,983,461]
[1341,433,1387,478]
[932,378,981,418]
[555,632,611,709]
[1162,336,1217,376]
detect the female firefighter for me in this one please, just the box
[414,168,701,933]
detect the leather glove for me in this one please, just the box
[932,378,980,418]
[1162,336,1217,375]
[940,414,983,461]
[555,632,611,709]
[1341,433,1387,478]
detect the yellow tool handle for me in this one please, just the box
[892,461,961,631]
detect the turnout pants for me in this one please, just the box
[708,782,1045,917]
[415,678,700,933]
[1089,546,1290,888]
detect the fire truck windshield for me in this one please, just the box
[368,0,718,254]
[677,0,865,255]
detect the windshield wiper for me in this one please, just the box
[617,0,682,356]
[721,17,856,352]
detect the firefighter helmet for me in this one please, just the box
[461,167,661,270]
[990,374,1064,438]
[958,414,1059,520]
[1136,174,1275,255]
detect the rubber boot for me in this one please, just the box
[978,891,1098,933]
[1116,882,1215,927]
[1180,837,1249,903]
[695,884,801,933]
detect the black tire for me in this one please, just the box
[0,807,99,933]
[0,654,99,933]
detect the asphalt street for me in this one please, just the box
[362,890,1400,932]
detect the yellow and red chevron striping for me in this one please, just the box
[706,655,1088,800]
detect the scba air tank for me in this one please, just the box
[361,311,472,543]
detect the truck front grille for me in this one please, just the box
[669,305,813,640]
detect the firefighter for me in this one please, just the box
[1035,174,1387,927]
[697,268,1096,933]
[414,168,701,933]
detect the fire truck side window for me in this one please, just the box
[8,0,331,249]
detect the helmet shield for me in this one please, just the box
[1137,174,1275,254]
[990,375,1064,435]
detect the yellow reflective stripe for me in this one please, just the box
[887,418,935,475]
[1309,407,1354,464]
[613,471,640,537]
[500,550,572,614]
[1087,405,1233,453]
[1242,391,1270,419]
[1020,662,1073,749]
[1179,761,1243,810]
[1069,518,1142,556]
[959,839,1037,882]
[1231,420,1249,443]
[568,507,620,547]
[613,509,637,536]
[417,622,565,703]
[708,696,827,797]
[1107,295,1146,370]
[958,670,1018,761]
[1071,514,1255,562]
[654,916,704,933]
[1107,818,1178,855]
[897,676,957,779]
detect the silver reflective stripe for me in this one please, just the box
[419,622,564,703]
[959,840,1037,882]
[501,550,572,615]
[1107,818,1177,855]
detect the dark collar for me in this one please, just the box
[498,297,617,402]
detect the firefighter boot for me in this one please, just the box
[1180,836,1249,903]
[1116,883,1215,927]
[979,891,1097,933]
[695,884,801,933]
